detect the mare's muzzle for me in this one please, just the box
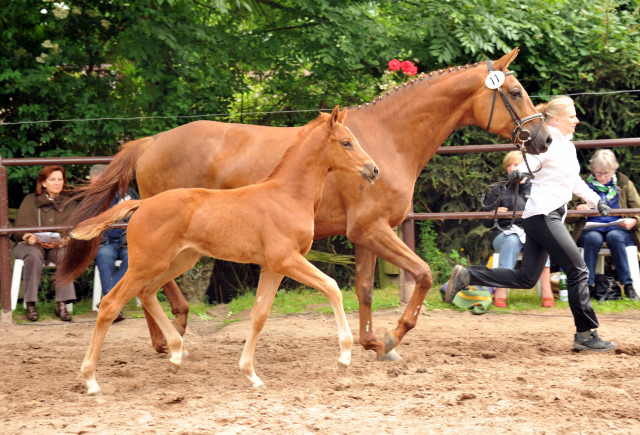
[513,114,551,155]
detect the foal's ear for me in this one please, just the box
[337,107,348,124]
[329,105,341,126]
[494,47,519,70]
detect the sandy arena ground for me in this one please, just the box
[1,305,639,434]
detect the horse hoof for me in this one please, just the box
[383,330,399,354]
[377,349,403,362]
[337,357,351,368]
[168,362,180,374]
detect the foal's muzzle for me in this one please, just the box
[361,163,379,183]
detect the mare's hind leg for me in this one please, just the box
[81,278,140,396]
[239,268,284,387]
[144,279,189,354]
[350,224,432,358]
[275,255,353,368]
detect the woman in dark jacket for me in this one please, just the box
[13,165,78,321]
[573,149,640,300]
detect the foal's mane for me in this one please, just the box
[354,60,484,110]
[261,112,332,182]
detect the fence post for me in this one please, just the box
[0,157,12,323]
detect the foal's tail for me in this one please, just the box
[71,200,142,241]
[58,137,151,284]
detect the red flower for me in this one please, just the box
[388,59,401,71]
[400,60,417,76]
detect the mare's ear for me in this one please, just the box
[494,47,519,70]
[338,107,348,124]
[329,105,340,126]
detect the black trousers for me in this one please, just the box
[468,206,599,332]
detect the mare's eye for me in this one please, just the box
[341,139,353,148]
[510,88,522,98]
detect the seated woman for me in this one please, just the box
[483,151,554,308]
[13,165,78,321]
[573,149,640,300]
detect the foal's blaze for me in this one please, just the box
[74,106,378,395]
[61,48,547,363]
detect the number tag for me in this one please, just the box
[485,71,505,89]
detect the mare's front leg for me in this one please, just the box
[143,279,189,354]
[275,255,353,369]
[349,223,432,358]
[354,245,400,361]
[239,268,284,387]
[81,280,139,396]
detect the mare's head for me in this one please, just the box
[321,106,379,183]
[472,48,551,155]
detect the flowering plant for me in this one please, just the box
[388,59,417,77]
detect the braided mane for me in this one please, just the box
[355,61,483,109]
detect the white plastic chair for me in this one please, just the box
[10,259,73,312]
[579,245,640,290]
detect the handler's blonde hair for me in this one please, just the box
[534,95,574,120]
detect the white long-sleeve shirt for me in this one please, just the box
[518,126,601,219]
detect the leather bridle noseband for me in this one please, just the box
[485,60,545,153]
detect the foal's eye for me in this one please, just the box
[341,139,353,148]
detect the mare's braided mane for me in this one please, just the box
[356,61,483,109]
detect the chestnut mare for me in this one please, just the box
[60,48,551,361]
[70,107,379,395]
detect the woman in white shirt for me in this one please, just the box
[445,96,615,352]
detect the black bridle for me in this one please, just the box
[485,60,545,154]
[481,60,546,230]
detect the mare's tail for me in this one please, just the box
[58,137,151,284]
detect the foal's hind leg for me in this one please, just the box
[81,279,140,395]
[239,268,284,387]
[275,255,353,368]
[138,289,185,372]
[144,279,189,354]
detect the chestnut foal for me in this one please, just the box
[71,106,378,395]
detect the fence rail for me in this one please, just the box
[2,138,639,320]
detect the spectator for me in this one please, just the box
[13,165,78,321]
[573,149,640,300]
[445,96,616,352]
[89,164,140,321]
[483,150,555,308]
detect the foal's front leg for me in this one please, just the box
[239,268,284,387]
[277,255,353,368]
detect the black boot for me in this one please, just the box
[26,302,39,321]
[624,284,639,301]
